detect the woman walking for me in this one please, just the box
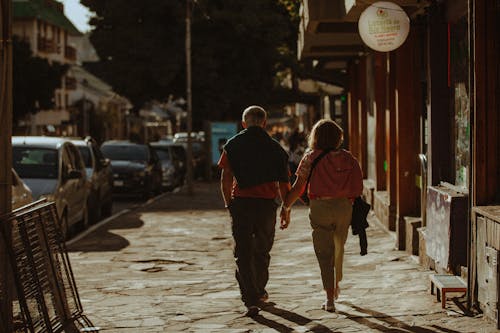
[280,119,363,312]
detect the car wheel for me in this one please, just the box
[89,191,101,224]
[79,202,90,231]
[142,180,152,199]
[101,199,113,218]
[154,181,163,195]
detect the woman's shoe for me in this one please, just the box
[321,300,335,312]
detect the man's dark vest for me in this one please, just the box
[224,126,289,189]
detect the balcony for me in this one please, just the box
[37,36,56,53]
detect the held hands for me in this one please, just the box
[279,204,291,230]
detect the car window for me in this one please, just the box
[101,144,149,162]
[12,147,58,179]
[77,146,92,168]
[67,144,84,171]
[61,147,71,180]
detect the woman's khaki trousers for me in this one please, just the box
[309,198,352,289]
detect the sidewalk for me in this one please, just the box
[67,182,498,333]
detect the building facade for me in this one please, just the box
[13,0,81,135]
[12,0,132,142]
[298,0,500,327]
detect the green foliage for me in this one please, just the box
[12,37,67,122]
[82,0,300,127]
[191,0,299,123]
[81,0,185,108]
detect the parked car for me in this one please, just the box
[173,132,208,180]
[100,140,163,198]
[71,137,114,223]
[11,168,33,210]
[150,141,187,190]
[12,136,89,239]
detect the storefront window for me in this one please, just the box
[454,82,469,189]
[450,16,470,192]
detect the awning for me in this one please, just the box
[298,0,430,65]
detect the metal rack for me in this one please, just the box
[0,200,98,333]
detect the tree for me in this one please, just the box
[82,0,185,109]
[190,0,300,124]
[82,0,300,127]
[12,37,67,122]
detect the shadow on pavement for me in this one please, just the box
[340,302,460,333]
[256,303,334,333]
[67,212,144,252]
[252,315,294,333]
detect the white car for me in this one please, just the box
[12,136,89,239]
[11,168,33,210]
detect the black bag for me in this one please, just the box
[351,196,371,256]
[300,148,333,205]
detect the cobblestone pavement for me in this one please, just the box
[67,182,499,332]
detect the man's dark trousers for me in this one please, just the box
[229,197,278,307]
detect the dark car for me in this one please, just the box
[173,132,208,180]
[100,140,163,198]
[150,141,187,190]
[71,137,114,223]
[12,136,89,239]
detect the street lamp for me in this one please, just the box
[185,0,194,195]
[0,0,13,329]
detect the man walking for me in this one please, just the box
[218,105,290,317]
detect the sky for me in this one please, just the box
[62,0,92,33]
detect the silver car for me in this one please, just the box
[71,137,114,223]
[11,168,33,210]
[12,136,89,239]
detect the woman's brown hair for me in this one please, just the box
[308,119,344,150]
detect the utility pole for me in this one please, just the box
[0,0,13,330]
[185,0,194,195]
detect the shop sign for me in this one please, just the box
[358,1,410,52]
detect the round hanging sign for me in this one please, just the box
[358,1,410,52]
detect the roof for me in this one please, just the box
[101,140,147,147]
[150,141,185,148]
[12,136,71,149]
[13,0,82,36]
[69,139,88,147]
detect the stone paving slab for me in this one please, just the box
[68,182,499,332]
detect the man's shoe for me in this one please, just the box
[245,305,259,317]
[259,292,269,303]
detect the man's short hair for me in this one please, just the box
[242,105,267,127]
